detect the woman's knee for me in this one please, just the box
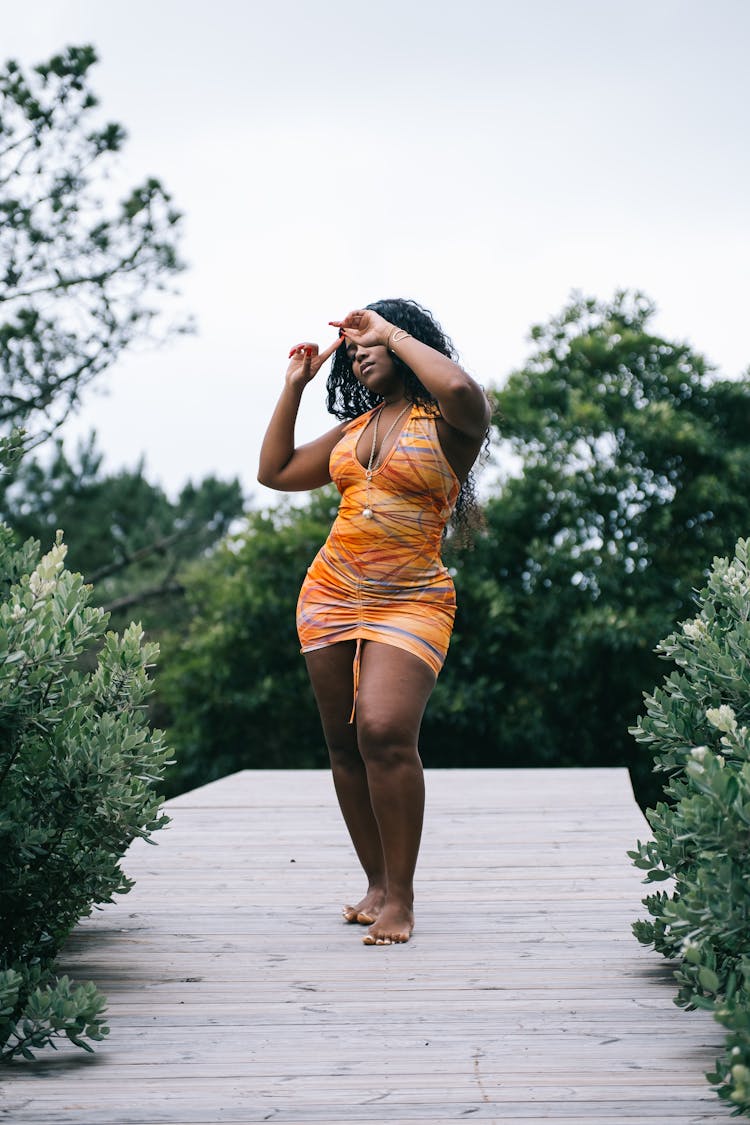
[356,713,418,766]
[325,726,361,769]
[328,746,362,773]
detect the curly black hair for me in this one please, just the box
[326,297,486,543]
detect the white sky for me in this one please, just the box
[5,0,749,502]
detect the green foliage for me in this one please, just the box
[0,434,172,1061]
[629,538,750,1114]
[0,431,245,632]
[0,967,108,1061]
[159,493,338,796]
[0,44,187,441]
[0,41,226,645]
[429,290,750,806]
[156,291,750,812]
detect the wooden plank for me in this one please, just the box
[0,768,731,1123]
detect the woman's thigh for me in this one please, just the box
[304,642,358,754]
[356,642,436,754]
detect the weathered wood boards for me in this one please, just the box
[0,768,731,1123]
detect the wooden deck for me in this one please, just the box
[1,768,732,1123]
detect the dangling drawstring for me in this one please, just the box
[348,637,362,725]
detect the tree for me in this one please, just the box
[0,44,244,635]
[426,290,750,806]
[157,492,339,797]
[0,44,186,444]
[0,433,245,633]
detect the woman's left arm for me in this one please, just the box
[331,309,491,439]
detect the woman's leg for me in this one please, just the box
[355,642,436,945]
[304,643,387,923]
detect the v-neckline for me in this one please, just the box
[353,403,413,476]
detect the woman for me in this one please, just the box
[258,299,490,946]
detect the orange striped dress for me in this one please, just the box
[296,404,460,717]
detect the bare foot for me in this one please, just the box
[342,886,386,925]
[362,901,414,945]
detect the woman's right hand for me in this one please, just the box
[259,335,348,491]
[285,338,342,390]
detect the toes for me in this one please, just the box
[342,907,377,925]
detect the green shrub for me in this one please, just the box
[0,435,172,1061]
[629,537,750,1114]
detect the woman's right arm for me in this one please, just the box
[257,338,345,492]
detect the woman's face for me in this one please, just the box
[345,338,402,398]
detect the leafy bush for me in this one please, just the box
[629,537,750,1114]
[0,435,172,1061]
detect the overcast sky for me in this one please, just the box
[5,0,749,503]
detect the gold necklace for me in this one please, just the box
[362,402,411,520]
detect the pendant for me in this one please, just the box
[362,508,373,519]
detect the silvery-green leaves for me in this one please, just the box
[0,444,172,1062]
[628,538,750,1114]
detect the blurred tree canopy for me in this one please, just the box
[0,44,187,445]
[157,492,339,797]
[0,434,244,632]
[157,292,750,808]
[429,290,750,805]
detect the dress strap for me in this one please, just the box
[341,406,379,434]
[348,637,363,725]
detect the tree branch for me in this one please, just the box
[87,530,192,584]
[101,581,184,615]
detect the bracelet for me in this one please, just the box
[387,327,412,353]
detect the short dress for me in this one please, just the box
[296,403,460,720]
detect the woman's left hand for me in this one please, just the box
[329,309,392,349]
